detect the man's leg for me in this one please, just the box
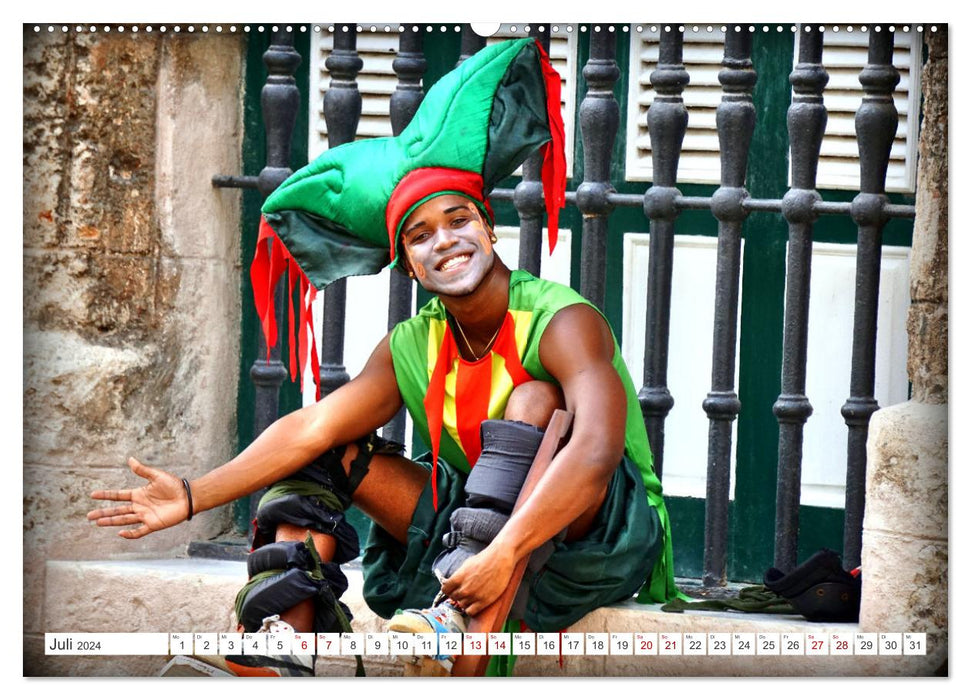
[388,381,580,639]
[269,448,428,632]
[227,435,428,676]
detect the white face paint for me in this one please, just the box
[400,194,496,298]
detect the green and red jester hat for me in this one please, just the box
[251,37,566,396]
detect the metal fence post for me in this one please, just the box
[772,26,829,571]
[383,29,427,444]
[702,27,756,587]
[318,26,363,398]
[577,26,620,310]
[842,26,901,569]
[248,29,301,525]
[640,27,689,481]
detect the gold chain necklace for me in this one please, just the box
[453,316,503,361]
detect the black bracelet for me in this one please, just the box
[181,478,194,521]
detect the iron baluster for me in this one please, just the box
[514,25,552,277]
[772,27,829,571]
[248,29,302,526]
[577,26,620,310]
[383,30,427,444]
[639,27,689,481]
[702,28,756,587]
[318,27,363,398]
[841,26,901,569]
[459,26,486,65]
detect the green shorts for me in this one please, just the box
[361,454,663,632]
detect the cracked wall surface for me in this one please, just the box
[23,28,246,675]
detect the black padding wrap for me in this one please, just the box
[235,564,352,633]
[433,506,509,579]
[763,548,862,622]
[252,432,403,563]
[255,493,360,565]
[464,420,545,513]
[247,539,316,579]
[292,432,405,511]
[237,536,353,634]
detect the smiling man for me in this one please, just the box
[87,38,676,676]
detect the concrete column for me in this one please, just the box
[859,27,947,676]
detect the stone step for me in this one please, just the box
[29,558,940,677]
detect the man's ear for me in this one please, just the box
[397,249,415,279]
[482,217,498,244]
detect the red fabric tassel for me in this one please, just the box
[309,285,321,402]
[250,215,322,399]
[422,327,458,511]
[297,275,309,388]
[287,258,298,383]
[535,39,567,255]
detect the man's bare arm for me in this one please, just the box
[441,304,627,613]
[88,335,403,538]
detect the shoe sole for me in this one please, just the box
[387,615,436,634]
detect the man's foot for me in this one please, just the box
[388,598,468,635]
[389,599,468,675]
[224,615,315,677]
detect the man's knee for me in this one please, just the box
[503,381,565,429]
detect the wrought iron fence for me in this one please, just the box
[216,23,916,586]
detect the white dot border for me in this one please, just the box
[28,23,940,35]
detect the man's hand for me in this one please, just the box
[440,542,518,617]
[87,458,190,539]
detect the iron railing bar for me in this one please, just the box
[514,25,552,277]
[577,29,620,310]
[702,28,755,588]
[772,26,828,571]
[212,175,259,189]
[491,192,913,220]
[318,27,363,399]
[639,27,689,481]
[247,29,302,531]
[383,27,426,444]
[841,25,901,569]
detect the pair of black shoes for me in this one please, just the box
[763,548,862,622]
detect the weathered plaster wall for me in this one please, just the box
[906,27,948,405]
[23,28,245,674]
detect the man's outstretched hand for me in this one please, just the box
[87,458,190,539]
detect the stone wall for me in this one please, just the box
[23,28,245,673]
[859,27,948,675]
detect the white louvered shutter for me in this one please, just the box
[309,31,399,158]
[626,27,727,184]
[626,26,920,192]
[810,28,920,193]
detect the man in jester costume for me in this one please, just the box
[88,38,677,676]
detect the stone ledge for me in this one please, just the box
[30,558,944,677]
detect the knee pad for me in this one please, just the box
[253,432,403,556]
[236,538,353,633]
[291,432,404,511]
[254,491,360,565]
[464,420,545,512]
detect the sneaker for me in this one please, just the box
[388,599,468,674]
[224,615,315,677]
[388,598,468,636]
